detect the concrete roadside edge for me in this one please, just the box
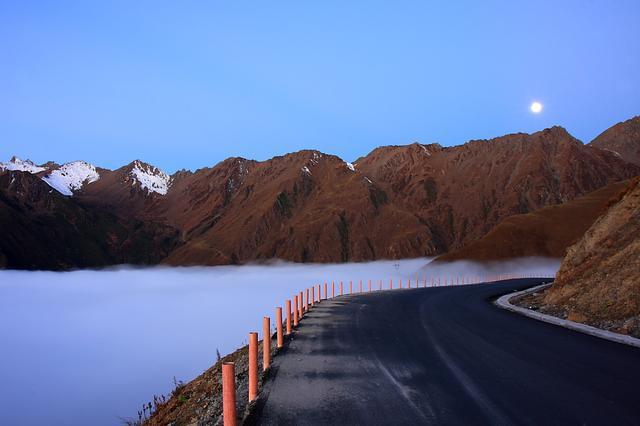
[495,283,640,349]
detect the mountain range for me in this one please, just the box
[1,116,639,270]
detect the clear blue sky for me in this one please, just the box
[1,1,639,173]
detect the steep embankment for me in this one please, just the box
[542,177,640,335]
[433,180,632,262]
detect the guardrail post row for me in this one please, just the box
[286,300,292,334]
[222,362,237,426]
[248,332,258,402]
[263,317,271,371]
[276,307,283,348]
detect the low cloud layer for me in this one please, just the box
[0,257,559,425]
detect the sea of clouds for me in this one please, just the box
[0,257,559,425]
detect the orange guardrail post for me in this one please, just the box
[305,289,309,311]
[248,332,258,402]
[311,287,315,306]
[368,279,372,292]
[299,291,304,316]
[324,282,328,300]
[350,280,353,294]
[222,362,237,426]
[263,317,271,371]
[359,280,362,293]
[286,300,292,334]
[276,307,283,348]
[340,281,344,296]
[293,295,299,326]
[332,281,335,298]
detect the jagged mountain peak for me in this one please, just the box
[590,115,640,166]
[126,160,172,195]
[0,156,48,173]
[42,160,100,196]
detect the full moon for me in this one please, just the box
[530,101,543,113]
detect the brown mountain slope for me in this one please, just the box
[0,171,180,269]
[163,150,439,265]
[77,160,173,218]
[77,126,639,266]
[590,116,640,166]
[2,120,640,269]
[543,177,640,333]
[356,126,639,250]
[433,179,632,262]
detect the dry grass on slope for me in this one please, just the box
[434,180,631,263]
[543,177,640,335]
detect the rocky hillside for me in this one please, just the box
[1,117,639,269]
[433,179,631,262]
[356,126,636,251]
[0,171,180,269]
[590,116,640,166]
[542,177,640,335]
[143,125,637,265]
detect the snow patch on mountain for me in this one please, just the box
[131,160,172,195]
[345,162,356,172]
[310,152,322,165]
[0,156,47,173]
[43,161,100,196]
[603,148,622,158]
[301,166,311,175]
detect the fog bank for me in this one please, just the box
[0,257,558,425]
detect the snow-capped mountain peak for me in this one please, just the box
[130,160,172,195]
[0,156,47,173]
[43,161,100,196]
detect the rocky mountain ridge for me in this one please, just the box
[2,117,639,269]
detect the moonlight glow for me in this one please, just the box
[530,101,543,113]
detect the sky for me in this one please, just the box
[1,1,639,173]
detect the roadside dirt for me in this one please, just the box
[513,288,640,339]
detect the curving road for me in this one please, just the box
[250,279,640,425]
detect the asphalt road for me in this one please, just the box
[251,279,640,425]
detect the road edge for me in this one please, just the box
[495,283,640,349]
